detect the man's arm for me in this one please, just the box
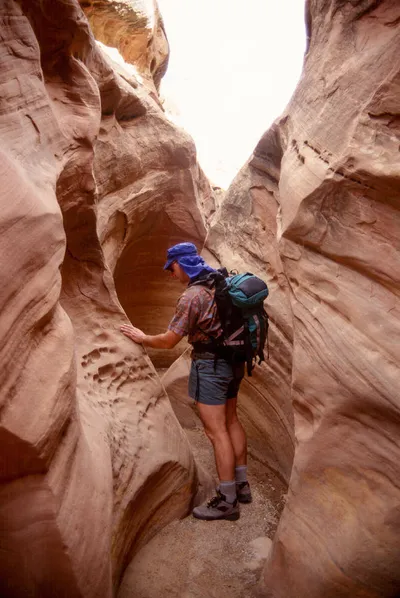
[120,324,182,349]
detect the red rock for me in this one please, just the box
[241,1,400,595]
[0,0,212,595]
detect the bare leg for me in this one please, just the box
[196,402,235,481]
[226,397,247,466]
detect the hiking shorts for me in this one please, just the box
[188,358,245,405]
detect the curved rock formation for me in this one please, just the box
[0,0,212,596]
[80,0,169,92]
[5,0,398,596]
[238,1,400,595]
[204,158,296,485]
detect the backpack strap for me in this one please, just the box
[262,308,269,360]
[188,279,226,369]
[243,320,253,376]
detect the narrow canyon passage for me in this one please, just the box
[2,1,400,596]
[113,233,291,594]
[118,363,287,598]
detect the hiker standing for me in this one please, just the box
[120,242,252,521]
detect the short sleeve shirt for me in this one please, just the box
[168,285,222,344]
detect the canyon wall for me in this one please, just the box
[2,0,398,596]
[204,164,296,484]
[0,0,212,595]
[81,0,169,93]
[247,1,400,596]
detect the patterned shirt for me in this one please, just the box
[168,285,222,344]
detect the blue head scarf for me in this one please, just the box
[163,242,215,281]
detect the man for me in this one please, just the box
[120,242,251,521]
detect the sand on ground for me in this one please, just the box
[118,395,285,598]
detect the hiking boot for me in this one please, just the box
[236,481,252,504]
[192,490,240,521]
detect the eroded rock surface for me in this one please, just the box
[0,0,212,596]
[235,1,400,596]
[80,0,169,93]
[4,0,398,596]
[204,164,296,486]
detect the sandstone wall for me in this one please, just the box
[251,1,400,595]
[203,158,296,484]
[0,0,212,595]
[80,0,169,93]
[160,153,297,486]
[4,0,398,595]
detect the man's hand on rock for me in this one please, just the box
[120,324,146,345]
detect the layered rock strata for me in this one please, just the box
[4,0,398,596]
[80,0,169,93]
[203,166,296,485]
[242,1,400,596]
[0,0,212,596]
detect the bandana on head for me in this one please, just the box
[164,242,215,280]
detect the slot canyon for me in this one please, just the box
[0,0,399,597]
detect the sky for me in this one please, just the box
[157,0,307,188]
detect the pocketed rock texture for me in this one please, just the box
[229,1,399,596]
[0,0,213,596]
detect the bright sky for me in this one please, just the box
[157,0,306,188]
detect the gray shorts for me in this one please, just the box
[188,358,245,405]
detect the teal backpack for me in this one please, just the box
[192,269,269,375]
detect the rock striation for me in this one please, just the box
[79,0,169,93]
[203,175,296,485]
[231,1,400,595]
[3,0,398,596]
[0,0,212,596]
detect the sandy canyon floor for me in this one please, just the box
[119,391,286,598]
